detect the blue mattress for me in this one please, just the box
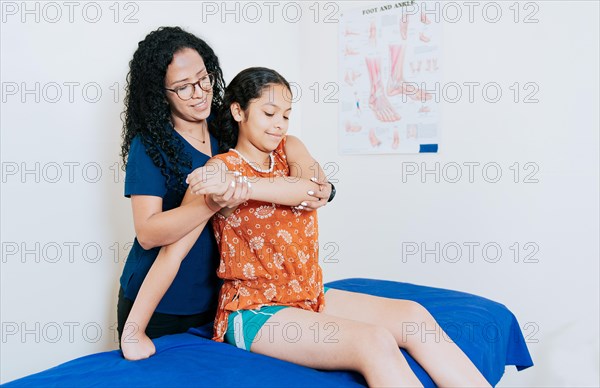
[3,278,533,387]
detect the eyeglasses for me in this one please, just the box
[166,73,215,100]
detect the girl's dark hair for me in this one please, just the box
[217,67,291,152]
[120,26,225,194]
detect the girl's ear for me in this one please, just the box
[230,103,244,122]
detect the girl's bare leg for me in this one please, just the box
[250,308,423,388]
[323,289,491,388]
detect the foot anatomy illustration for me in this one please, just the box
[344,70,362,86]
[345,121,362,133]
[369,20,377,46]
[369,128,382,147]
[399,14,409,40]
[366,56,401,122]
[387,45,432,102]
[421,11,431,25]
[344,28,359,36]
[345,45,359,56]
[392,129,400,149]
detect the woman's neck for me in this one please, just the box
[170,116,207,138]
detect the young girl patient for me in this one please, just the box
[130,67,491,388]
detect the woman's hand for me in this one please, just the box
[120,323,156,361]
[294,176,332,211]
[209,174,252,216]
[186,160,235,196]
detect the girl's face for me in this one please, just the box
[164,48,213,124]
[234,83,292,153]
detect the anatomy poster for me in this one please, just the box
[339,2,441,154]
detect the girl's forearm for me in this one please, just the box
[137,197,215,250]
[250,177,320,205]
[123,222,206,334]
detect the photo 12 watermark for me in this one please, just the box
[362,1,540,24]
[1,241,133,264]
[1,1,141,24]
[401,241,540,264]
[2,321,105,344]
[2,161,126,185]
[1,240,342,265]
[399,161,540,184]
[401,320,540,344]
[198,1,340,24]
[1,81,127,104]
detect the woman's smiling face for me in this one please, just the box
[164,47,213,123]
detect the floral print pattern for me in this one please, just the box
[211,137,325,342]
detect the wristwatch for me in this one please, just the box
[327,182,336,202]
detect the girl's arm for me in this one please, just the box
[285,135,328,183]
[121,218,208,360]
[126,134,239,250]
[121,181,249,361]
[187,136,332,207]
[191,163,318,206]
[282,135,332,209]
[132,194,218,250]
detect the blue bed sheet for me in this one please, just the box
[3,278,533,387]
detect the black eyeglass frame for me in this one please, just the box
[165,73,215,100]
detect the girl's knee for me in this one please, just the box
[354,325,406,376]
[358,325,399,357]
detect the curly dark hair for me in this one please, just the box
[217,67,291,152]
[120,26,225,194]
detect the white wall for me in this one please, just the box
[1,1,598,386]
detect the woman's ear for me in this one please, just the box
[230,103,244,122]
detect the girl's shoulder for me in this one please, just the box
[274,135,288,158]
[212,149,241,168]
[213,137,289,175]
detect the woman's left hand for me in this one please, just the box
[209,174,252,216]
[293,177,331,211]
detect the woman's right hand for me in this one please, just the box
[120,323,156,361]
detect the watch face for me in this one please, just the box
[328,184,336,202]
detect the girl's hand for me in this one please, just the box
[121,323,156,361]
[186,160,235,196]
[293,177,331,211]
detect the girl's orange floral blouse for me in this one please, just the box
[211,137,326,342]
